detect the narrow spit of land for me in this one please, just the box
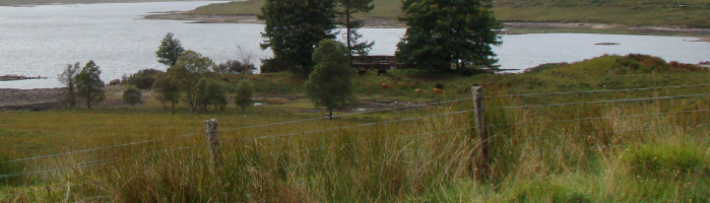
[141,0,710,36]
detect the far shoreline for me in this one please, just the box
[142,12,710,38]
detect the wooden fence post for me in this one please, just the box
[472,86,490,180]
[204,118,222,168]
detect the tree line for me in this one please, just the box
[259,0,501,74]
[57,0,500,117]
[58,33,256,113]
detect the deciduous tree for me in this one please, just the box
[396,0,501,71]
[195,78,227,112]
[305,39,353,119]
[152,72,180,112]
[75,60,105,110]
[168,50,213,111]
[58,62,80,109]
[156,32,186,66]
[259,0,337,74]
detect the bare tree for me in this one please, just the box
[236,45,257,74]
[58,62,80,109]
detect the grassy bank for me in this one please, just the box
[2,54,710,202]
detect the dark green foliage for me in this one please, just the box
[168,50,214,111]
[195,78,228,112]
[75,60,105,110]
[305,39,353,119]
[259,58,291,73]
[396,0,502,71]
[152,72,180,111]
[156,33,186,66]
[122,85,142,107]
[337,0,375,64]
[212,60,255,74]
[125,69,163,90]
[58,62,80,109]
[259,0,337,74]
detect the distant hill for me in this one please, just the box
[187,0,710,27]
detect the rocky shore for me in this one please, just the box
[0,74,47,81]
[0,88,66,111]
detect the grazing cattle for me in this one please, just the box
[433,88,444,93]
[462,70,473,77]
[415,88,422,93]
[435,82,445,89]
[109,79,120,86]
[377,69,388,76]
[356,68,368,76]
[380,83,391,89]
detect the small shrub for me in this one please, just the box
[122,85,142,107]
[235,80,255,111]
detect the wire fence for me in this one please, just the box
[3,84,710,199]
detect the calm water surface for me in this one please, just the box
[1,2,709,89]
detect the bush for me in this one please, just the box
[126,69,163,90]
[122,85,143,107]
[213,60,256,75]
[259,58,292,73]
[235,80,255,111]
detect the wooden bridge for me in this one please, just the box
[351,55,405,70]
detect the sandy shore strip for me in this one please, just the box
[142,13,710,36]
[143,12,406,27]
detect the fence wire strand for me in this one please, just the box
[487,84,710,98]
[491,93,710,110]
[216,97,473,133]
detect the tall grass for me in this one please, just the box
[3,55,710,202]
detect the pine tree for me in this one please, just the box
[259,0,337,74]
[396,0,501,71]
[156,33,186,66]
[75,60,105,110]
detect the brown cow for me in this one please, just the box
[415,88,423,93]
[381,83,391,89]
[433,88,444,93]
[356,68,368,76]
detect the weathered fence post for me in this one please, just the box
[472,86,490,180]
[204,118,222,168]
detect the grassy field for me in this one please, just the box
[3,54,710,202]
[186,0,710,28]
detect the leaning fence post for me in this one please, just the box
[472,86,490,180]
[204,118,222,168]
